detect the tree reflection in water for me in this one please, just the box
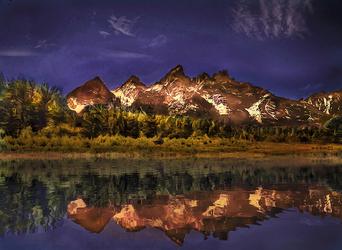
[0,157,342,245]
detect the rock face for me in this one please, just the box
[67,66,342,125]
[305,90,342,116]
[112,75,146,107]
[67,76,118,113]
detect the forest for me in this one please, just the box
[0,78,341,152]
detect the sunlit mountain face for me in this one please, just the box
[66,66,342,125]
[1,157,342,249]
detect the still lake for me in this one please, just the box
[0,156,342,250]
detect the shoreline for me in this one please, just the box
[0,142,341,160]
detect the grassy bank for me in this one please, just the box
[0,134,341,160]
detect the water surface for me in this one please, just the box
[0,156,342,250]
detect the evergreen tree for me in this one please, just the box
[141,115,157,138]
[82,105,109,137]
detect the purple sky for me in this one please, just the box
[0,0,341,98]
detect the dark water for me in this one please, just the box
[0,156,342,250]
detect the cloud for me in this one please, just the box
[301,83,322,91]
[0,49,40,57]
[102,50,151,60]
[99,30,111,38]
[146,34,168,48]
[231,0,314,40]
[107,15,139,37]
[34,40,56,49]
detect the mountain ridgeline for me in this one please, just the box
[67,65,342,126]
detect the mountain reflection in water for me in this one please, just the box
[0,156,342,249]
[68,186,342,245]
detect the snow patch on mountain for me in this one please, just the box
[147,84,163,92]
[173,93,185,105]
[112,89,135,106]
[68,97,88,113]
[202,94,230,115]
[323,95,333,114]
[245,94,270,123]
[216,103,229,115]
[264,99,277,119]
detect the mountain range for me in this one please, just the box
[67,65,342,126]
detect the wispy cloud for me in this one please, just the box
[34,40,56,49]
[99,30,111,38]
[146,34,168,48]
[301,83,322,91]
[231,0,314,40]
[0,49,40,57]
[107,15,139,37]
[102,50,151,59]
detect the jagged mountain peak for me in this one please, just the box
[83,76,106,86]
[155,65,190,88]
[122,75,146,88]
[112,75,147,107]
[68,76,108,96]
[195,72,210,81]
[93,75,103,81]
[167,64,185,76]
[212,70,231,83]
[67,76,115,113]
[160,65,187,81]
[213,70,230,77]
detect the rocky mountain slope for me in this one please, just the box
[67,66,341,125]
[305,90,342,116]
[67,76,119,113]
